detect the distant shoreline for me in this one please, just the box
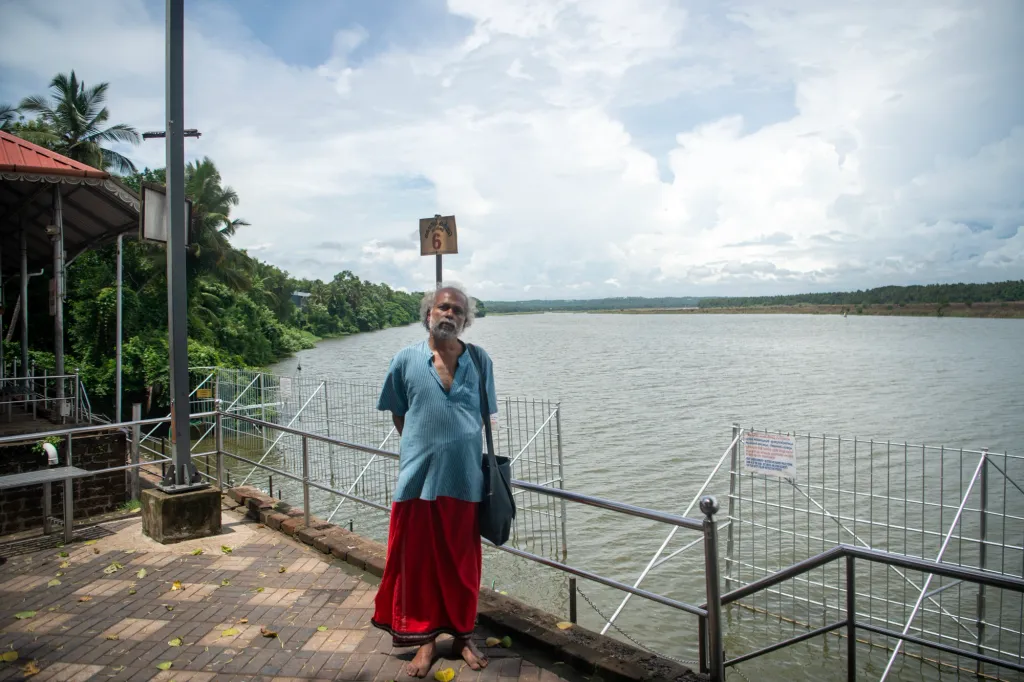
[493,301,1024,319]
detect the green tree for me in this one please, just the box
[0,103,18,131]
[17,70,140,173]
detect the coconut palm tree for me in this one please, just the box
[184,157,252,291]
[18,71,140,173]
[0,104,18,131]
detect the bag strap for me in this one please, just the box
[466,344,497,462]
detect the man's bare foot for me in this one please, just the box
[406,640,437,678]
[453,637,488,670]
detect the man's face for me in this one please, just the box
[429,290,468,341]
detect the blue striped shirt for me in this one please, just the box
[377,340,498,503]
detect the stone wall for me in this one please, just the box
[0,432,128,536]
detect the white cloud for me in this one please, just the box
[1,0,1021,298]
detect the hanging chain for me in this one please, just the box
[575,586,701,667]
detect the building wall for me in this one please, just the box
[0,433,128,536]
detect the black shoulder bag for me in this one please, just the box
[467,344,515,546]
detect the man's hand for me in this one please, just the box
[392,414,405,435]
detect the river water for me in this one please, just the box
[270,313,1024,680]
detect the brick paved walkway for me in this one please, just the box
[0,504,573,681]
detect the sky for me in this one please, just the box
[1,0,1022,300]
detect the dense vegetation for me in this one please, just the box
[485,296,699,313]
[698,281,1024,309]
[3,71,422,416]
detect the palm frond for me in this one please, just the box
[89,122,141,146]
[100,147,138,175]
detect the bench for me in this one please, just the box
[0,466,88,543]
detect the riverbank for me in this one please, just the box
[589,301,1024,318]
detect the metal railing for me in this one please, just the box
[0,372,91,424]
[713,544,1024,680]
[205,405,728,679]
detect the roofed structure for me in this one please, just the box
[0,130,140,271]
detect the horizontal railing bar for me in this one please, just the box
[719,545,1024,608]
[0,411,216,445]
[482,538,708,617]
[856,622,1024,674]
[510,480,704,531]
[725,620,847,667]
[730,428,1001,457]
[222,411,704,532]
[219,450,389,511]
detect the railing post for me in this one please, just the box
[701,495,724,682]
[302,435,311,528]
[215,399,224,490]
[725,423,740,591]
[74,369,80,424]
[976,451,988,678]
[63,433,74,543]
[568,577,577,623]
[130,403,141,501]
[846,555,856,682]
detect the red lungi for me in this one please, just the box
[371,496,482,646]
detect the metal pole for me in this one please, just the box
[568,577,577,624]
[302,435,311,528]
[725,423,740,591]
[215,400,224,490]
[976,454,988,678]
[701,496,724,682]
[63,433,73,543]
[19,224,28,381]
[162,0,194,490]
[130,403,141,500]
[435,253,442,287]
[846,555,856,682]
[52,186,65,416]
[556,403,568,563]
[73,368,80,424]
[115,234,123,423]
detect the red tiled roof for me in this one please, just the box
[0,130,108,179]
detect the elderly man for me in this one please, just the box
[373,284,497,677]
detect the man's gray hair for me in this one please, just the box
[421,282,477,331]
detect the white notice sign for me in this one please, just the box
[742,431,797,479]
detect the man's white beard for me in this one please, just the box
[431,318,461,340]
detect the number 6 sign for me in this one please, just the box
[419,214,459,256]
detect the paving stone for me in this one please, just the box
[0,505,584,682]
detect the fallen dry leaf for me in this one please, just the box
[92,548,100,555]
[105,635,119,641]
[164,605,174,612]
[55,572,64,578]
[317,625,328,632]
[83,540,97,546]
[21,661,40,677]
[255,587,265,593]
[221,579,230,586]
[103,562,123,575]
[260,626,278,638]
[59,561,70,569]
[1,650,18,663]
[14,612,36,620]
[191,548,204,556]
[156,661,172,671]
[434,667,455,682]
[136,568,147,579]
[128,588,137,595]
[485,637,500,647]
[221,628,240,637]
[78,596,92,603]
[171,580,182,591]
[220,545,232,554]
[168,637,182,647]
[278,566,286,573]
[556,621,573,630]
[46,579,61,588]
[57,552,68,558]
[237,618,248,624]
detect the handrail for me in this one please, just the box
[222,411,705,531]
[0,411,216,445]
[710,543,1024,677]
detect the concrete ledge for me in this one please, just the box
[141,487,222,544]
[225,486,699,682]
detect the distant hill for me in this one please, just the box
[483,281,1024,314]
[483,296,700,313]
[698,280,1024,308]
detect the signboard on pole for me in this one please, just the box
[140,182,192,245]
[742,431,797,479]
[419,215,458,256]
